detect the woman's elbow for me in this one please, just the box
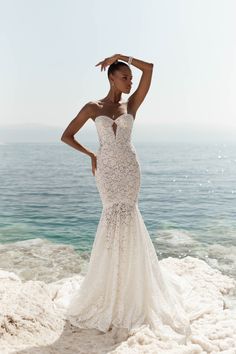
[60,134,66,142]
[61,133,73,143]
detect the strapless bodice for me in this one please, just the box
[94,113,134,148]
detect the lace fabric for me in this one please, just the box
[66,113,210,343]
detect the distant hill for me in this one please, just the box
[0,122,235,144]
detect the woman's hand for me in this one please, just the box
[91,153,97,176]
[95,54,119,71]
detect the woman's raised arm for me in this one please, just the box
[117,54,154,114]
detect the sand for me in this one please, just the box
[0,256,236,354]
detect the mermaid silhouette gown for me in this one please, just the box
[66,113,199,342]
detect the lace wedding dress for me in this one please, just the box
[67,113,198,343]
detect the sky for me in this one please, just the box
[0,0,236,142]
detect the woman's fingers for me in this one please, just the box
[95,62,105,71]
[95,59,108,71]
[96,55,118,69]
[92,155,97,176]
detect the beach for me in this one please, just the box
[0,238,236,353]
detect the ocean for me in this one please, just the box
[0,141,235,283]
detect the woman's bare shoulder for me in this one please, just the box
[83,100,100,119]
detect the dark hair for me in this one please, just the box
[107,60,130,78]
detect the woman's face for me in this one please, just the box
[110,68,133,94]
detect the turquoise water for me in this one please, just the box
[0,142,235,280]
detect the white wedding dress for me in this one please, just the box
[67,113,198,343]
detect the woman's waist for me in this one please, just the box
[97,143,136,153]
[96,146,138,160]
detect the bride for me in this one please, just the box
[61,53,194,344]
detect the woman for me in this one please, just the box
[61,54,194,344]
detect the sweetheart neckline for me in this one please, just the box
[94,113,134,123]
